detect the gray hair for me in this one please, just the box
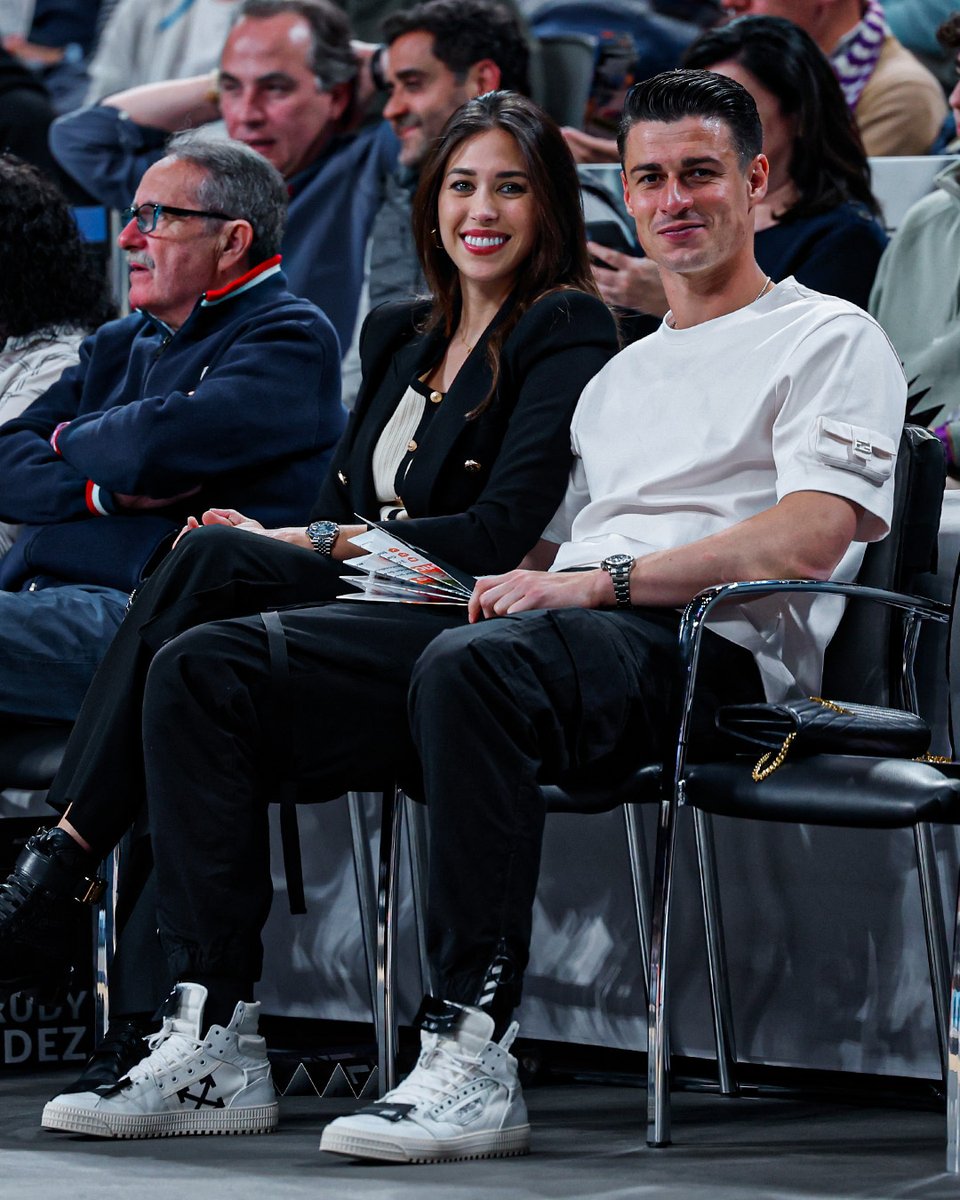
[232,0,357,89]
[164,132,288,264]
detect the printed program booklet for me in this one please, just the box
[338,519,475,605]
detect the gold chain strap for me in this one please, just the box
[749,695,953,779]
[752,732,797,782]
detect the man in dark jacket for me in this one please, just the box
[0,131,344,721]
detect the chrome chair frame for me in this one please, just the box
[646,578,954,1161]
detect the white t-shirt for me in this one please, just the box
[544,278,907,698]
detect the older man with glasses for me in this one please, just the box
[0,131,345,723]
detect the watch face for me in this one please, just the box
[602,553,633,569]
[312,520,338,537]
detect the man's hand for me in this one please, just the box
[113,484,202,510]
[561,127,620,164]
[2,34,65,65]
[588,244,669,315]
[468,568,612,623]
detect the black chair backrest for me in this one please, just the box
[819,424,945,705]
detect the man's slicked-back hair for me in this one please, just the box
[382,0,529,94]
[165,131,289,264]
[232,0,357,87]
[617,68,762,168]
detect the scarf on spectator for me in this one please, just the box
[830,0,890,111]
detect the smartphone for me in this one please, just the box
[585,220,639,268]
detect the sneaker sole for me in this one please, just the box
[319,1123,531,1164]
[41,1101,279,1139]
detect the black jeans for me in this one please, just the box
[140,601,762,1018]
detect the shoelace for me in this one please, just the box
[124,1021,205,1084]
[380,1039,487,1109]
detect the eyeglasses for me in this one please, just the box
[121,202,236,234]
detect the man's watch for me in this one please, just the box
[600,553,635,608]
[306,520,340,556]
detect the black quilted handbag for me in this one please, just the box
[715,696,933,781]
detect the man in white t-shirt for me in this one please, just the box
[318,66,906,1162]
[25,69,907,1162]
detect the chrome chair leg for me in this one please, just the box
[622,804,651,996]
[347,791,380,1046]
[647,788,681,1147]
[946,861,960,1173]
[404,793,432,997]
[375,785,405,1096]
[693,808,739,1096]
[914,822,950,1078]
[94,842,121,1042]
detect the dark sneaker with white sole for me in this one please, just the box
[319,1002,530,1164]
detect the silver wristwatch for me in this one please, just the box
[600,553,635,608]
[306,519,340,556]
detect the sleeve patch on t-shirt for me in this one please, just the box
[814,417,896,484]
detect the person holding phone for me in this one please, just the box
[590,16,888,326]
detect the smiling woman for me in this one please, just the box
[1,93,619,1121]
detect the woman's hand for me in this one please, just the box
[588,244,669,316]
[172,508,315,550]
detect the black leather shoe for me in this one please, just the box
[0,826,104,1000]
[58,1016,150,1094]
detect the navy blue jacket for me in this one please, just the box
[0,264,345,592]
[50,107,399,351]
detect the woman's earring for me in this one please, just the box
[431,227,443,249]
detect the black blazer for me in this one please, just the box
[310,290,618,576]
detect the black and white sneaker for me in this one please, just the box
[41,982,278,1138]
[319,1002,530,1163]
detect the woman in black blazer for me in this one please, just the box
[0,93,616,1052]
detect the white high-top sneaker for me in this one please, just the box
[319,1003,530,1163]
[41,982,278,1139]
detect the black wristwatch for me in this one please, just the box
[600,553,635,608]
[306,519,340,556]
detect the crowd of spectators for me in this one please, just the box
[0,0,957,1169]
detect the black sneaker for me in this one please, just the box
[58,1017,151,1095]
[0,826,104,1000]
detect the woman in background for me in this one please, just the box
[591,16,888,324]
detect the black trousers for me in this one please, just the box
[139,600,762,1017]
[48,525,354,851]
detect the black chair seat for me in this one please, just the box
[685,756,960,828]
[0,723,71,790]
[541,763,663,814]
